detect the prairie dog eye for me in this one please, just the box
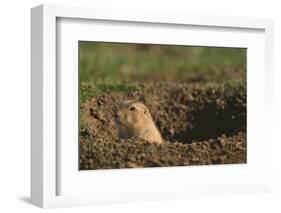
[129,106,136,111]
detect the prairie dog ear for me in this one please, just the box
[144,108,150,116]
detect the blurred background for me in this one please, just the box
[79,41,246,84]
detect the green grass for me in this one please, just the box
[79,42,246,84]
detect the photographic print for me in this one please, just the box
[79,42,246,170]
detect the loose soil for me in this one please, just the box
[79,82,246,170]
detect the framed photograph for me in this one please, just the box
[31,4,274,208]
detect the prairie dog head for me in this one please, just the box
[115,100,152,130]
[114,100,163,144]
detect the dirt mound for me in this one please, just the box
[79,82,246,170]
[80,132,246,170]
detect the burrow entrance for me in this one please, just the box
[147,85,246,143]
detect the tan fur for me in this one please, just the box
[115,100,163,144]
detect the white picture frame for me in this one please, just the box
[31,4,274,208]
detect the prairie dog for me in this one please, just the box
[115,100,163,144]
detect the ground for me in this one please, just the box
[79,82,246,170]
